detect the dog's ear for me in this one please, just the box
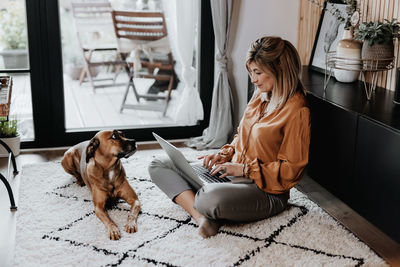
[86,137,100,163]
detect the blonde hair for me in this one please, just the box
[246,36,306,110]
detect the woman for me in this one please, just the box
[149,36,310,238]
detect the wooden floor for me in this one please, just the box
[1,146,399,266]
[296,177,400,265]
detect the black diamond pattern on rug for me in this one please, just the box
[41,175,366,267]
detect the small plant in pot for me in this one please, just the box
[0,119,20,157]
[0,1,29,69]
[354,19,400,69]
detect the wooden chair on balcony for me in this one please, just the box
[111,10,176,116]
[71,1,126,91]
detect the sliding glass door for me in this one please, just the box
[0,0,34,142]
[24,0,214,148]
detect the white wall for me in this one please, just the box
[227,0,300,128]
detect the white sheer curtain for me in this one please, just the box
[162,0,203,125]
[186,0,233,149]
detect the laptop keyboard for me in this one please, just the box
[192,164,231,183]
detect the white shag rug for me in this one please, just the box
[14,148,388,267]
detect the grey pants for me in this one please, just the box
[148,156,289,222]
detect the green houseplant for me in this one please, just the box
[0,1,29,69]
[354,19,400,68]
[354,19,400,46]
[0,119,20,157]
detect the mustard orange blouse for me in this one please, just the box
[219,90,311,194]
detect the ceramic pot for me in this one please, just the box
[334,28,362,83]
[361,42,394,69]
[0,135,20,157]
[0,49,29,69]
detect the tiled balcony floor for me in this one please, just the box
[9,72,181,141]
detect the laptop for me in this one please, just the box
[152,132,232,188]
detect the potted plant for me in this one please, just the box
[0,1,29,69]
[354,19,400,68]
[0,118,20,157]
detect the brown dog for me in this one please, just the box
[61,130,140,240]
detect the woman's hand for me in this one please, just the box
[198,153,228,170]
[210,163,244,178]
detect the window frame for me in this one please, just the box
[23,0,214,148]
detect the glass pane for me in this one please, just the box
[0,73,34,141]
[0,0,34,141]
[59,0,200,131]
[0,0,30,71]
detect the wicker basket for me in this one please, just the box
[0,76,13,117]
[361,43,394,69]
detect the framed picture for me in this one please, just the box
[309,0,347,74]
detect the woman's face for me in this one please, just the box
[248,62,275,92]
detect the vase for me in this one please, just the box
[361,42,394,70]
[334,28,362,83]
[0,49,29,69]
[0,135,20,157]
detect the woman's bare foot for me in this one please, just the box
[173,190,220,238]
[198,217,220,238]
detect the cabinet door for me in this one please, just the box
[307,94,358,204]
[354,116,400,243]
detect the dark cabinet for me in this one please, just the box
[354,116,400,242]
[302,67,400,243]
[307,95,358,204]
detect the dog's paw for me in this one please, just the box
[125,222,138,233]
[108,224,121,240]
[76,180,85,187]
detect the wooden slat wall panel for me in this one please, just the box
[298,0,400,90]
[297,0,324,66]
[392,1,400,90]
[378,0,386,88]
[384,0,392,88]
